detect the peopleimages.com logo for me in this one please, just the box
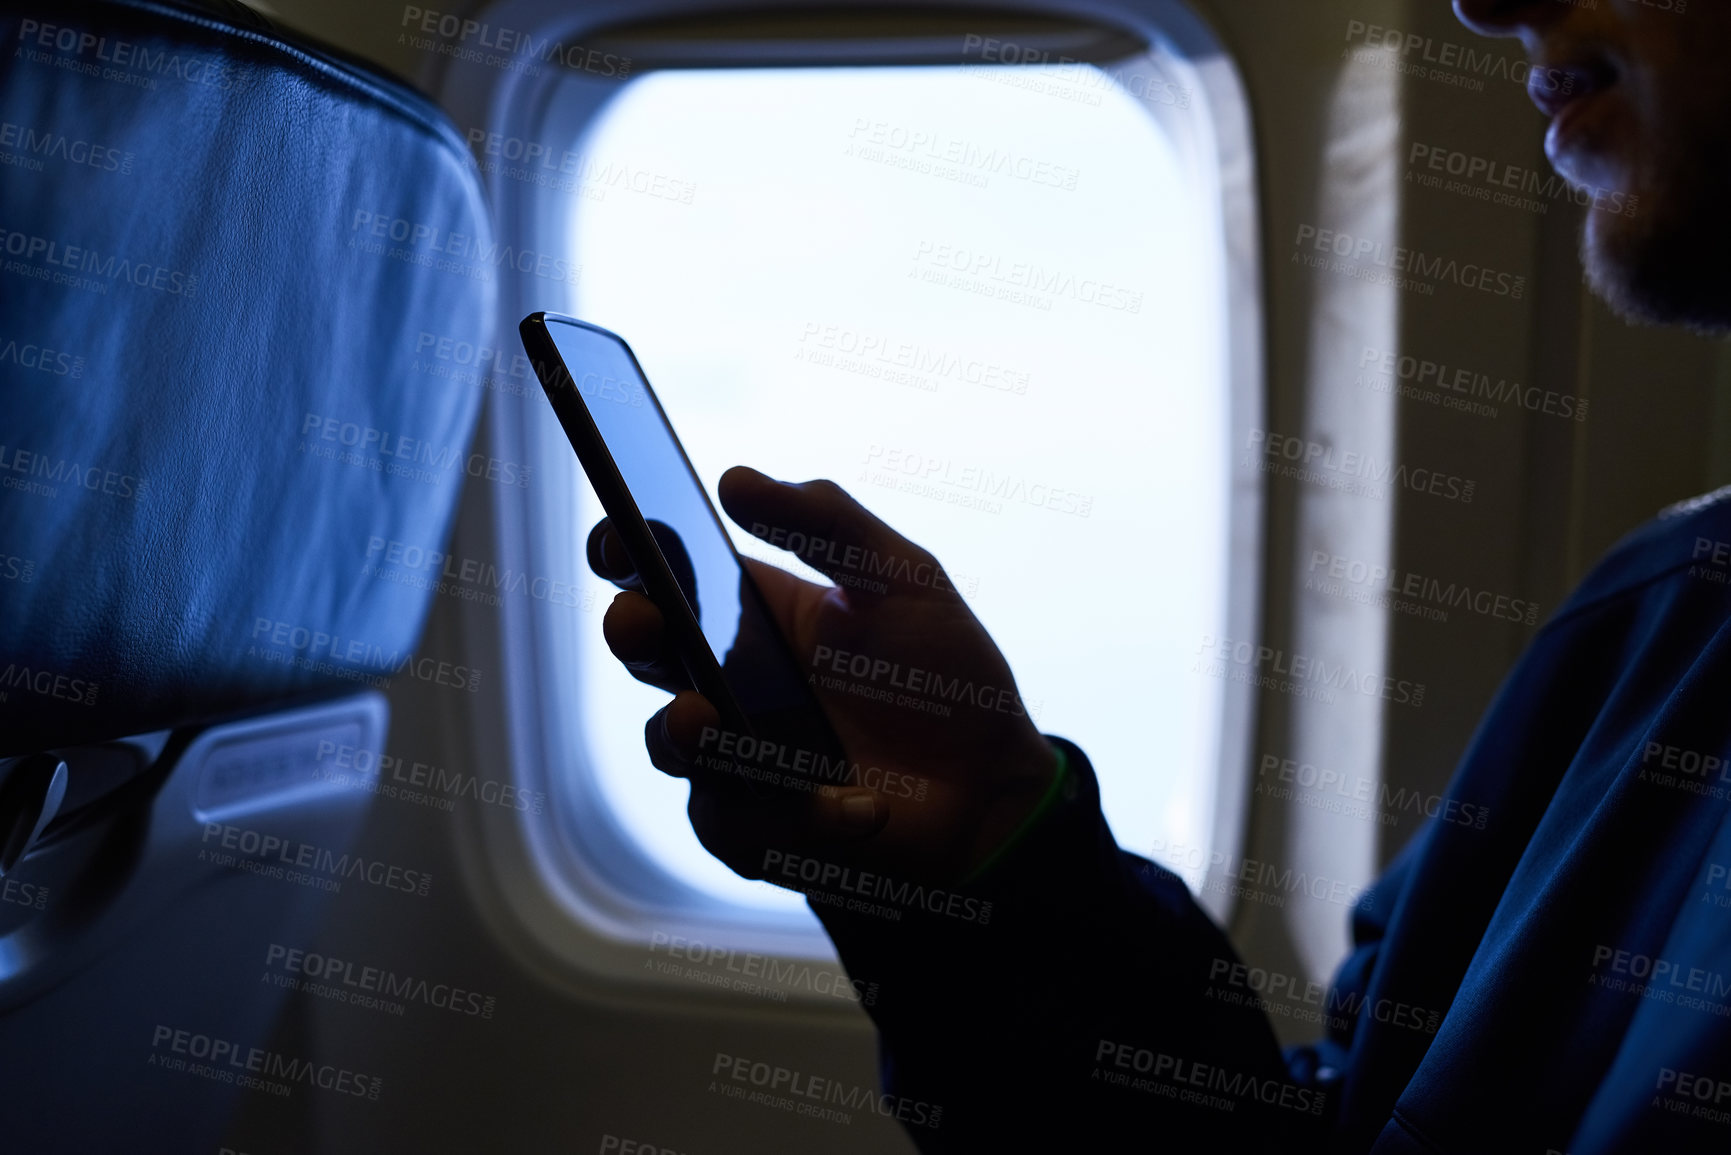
[398,6,632,79]
[149,1024,382,1100]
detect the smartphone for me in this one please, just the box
[520,312,843,771]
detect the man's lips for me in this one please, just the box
[1539,61,1627,193]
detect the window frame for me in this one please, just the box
[444,0,1267,998]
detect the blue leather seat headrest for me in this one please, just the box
[0,0,496,754]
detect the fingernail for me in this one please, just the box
[840,793,875,831]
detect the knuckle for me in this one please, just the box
[805,477,847,504]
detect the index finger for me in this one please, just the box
[718,467,943,599]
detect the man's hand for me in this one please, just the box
[589,465,1059,888]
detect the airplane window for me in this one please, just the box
[565,63,1233,918]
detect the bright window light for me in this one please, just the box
[568,63,1230,917]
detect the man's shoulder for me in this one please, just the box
[1656,482,1731,522]
[1555,485,1731,624]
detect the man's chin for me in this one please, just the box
[1582,199,1731,336]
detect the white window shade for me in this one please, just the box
[565,63,1233,917]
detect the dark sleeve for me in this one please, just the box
[809,739,1339,1152]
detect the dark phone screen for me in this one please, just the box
[543,320,822,730]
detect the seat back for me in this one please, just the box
[0,0,494,756]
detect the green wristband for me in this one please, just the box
[963,743,1070,885]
